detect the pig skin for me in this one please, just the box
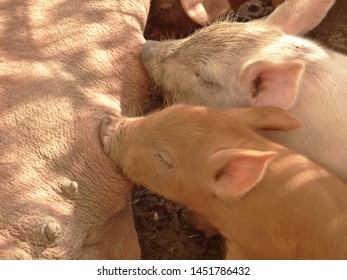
[0,0,151,259]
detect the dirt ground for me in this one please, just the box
[132,0,347,260]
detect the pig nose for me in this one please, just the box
[141,40,161,64]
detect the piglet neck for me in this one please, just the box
[211,148,347,259]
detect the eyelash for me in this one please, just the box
[194,71,218,87]
[154,151,175,169]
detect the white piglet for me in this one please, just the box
[141,0,347,180]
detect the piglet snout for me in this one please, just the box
[141,40,161,65]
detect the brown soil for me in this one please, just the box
[133,0,347,260]
[133,187,225,259]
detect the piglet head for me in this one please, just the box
[100,105,300,207]
[142,0,334,111]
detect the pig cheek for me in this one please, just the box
[145,150,179,199]
[161,70,182,91]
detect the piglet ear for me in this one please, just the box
[227,106,301,131]
[180,0,231,25]
[207,149,275,201]
[239,60,305,110]
[266,0,335,35]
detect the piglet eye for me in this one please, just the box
[194,70,219,87]
[154,150,175,169]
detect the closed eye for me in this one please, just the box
[194,70,220,87]
[154,150,175,169]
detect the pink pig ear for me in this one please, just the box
[180,0,231,25]
[207,149,275,201]
[239,60,305,110]
[266,0,335,35]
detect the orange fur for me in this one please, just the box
[101,105,347,259]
